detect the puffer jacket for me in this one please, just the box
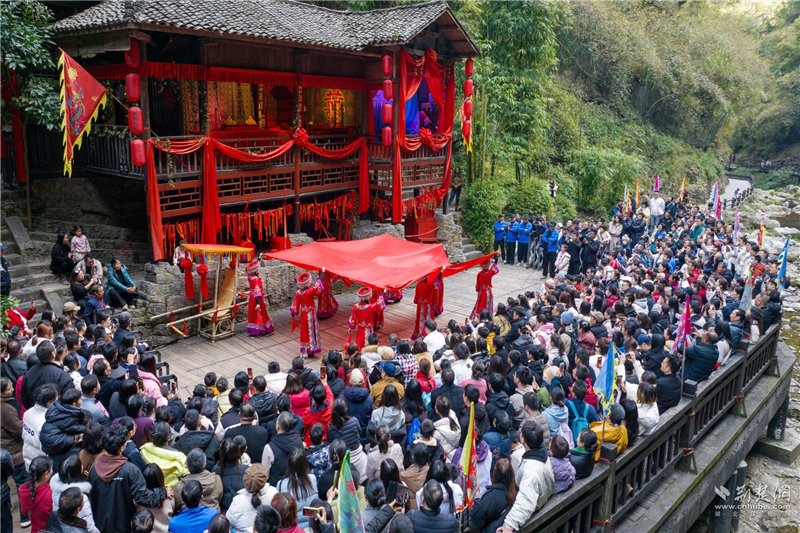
[175,429,220,470]
[249,391,277,427]
[432,412,461,460]
[174,470,224,512]
[213,462,247,512]
[50,475,100,533]
[542,403,569,438]
[138,444,188,487]
[288,389,311,417]
[683,342,719,383]
[568,448,594,479]
[106,264,135,292]
[503,447,555,531]
[327,416,361,451]
[40,401,86,469]
[484,391,515,427]
[226,485,279,533]
[138,369,168,409]
[367,406,405,435]
[551,456,576,493]
[343,386,374,437]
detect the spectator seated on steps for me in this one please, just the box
[106,258,139,311]
[82,285,109,326]
[51,232,75,281]
[73,254,104,286]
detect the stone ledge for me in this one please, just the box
[752,428,800,465]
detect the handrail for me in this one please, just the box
[520,323,782,533]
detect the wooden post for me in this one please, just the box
[480,88,487,181]
[678,388,698,473]
[392,49,401,220]
[594,444,618,533]
[23,121,32,231]
[138,39,151,142]
[293,143,301,234]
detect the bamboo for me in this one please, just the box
[164,300,245,328]
[169,324,187,337]
[480,88,487,181]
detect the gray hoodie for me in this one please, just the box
[367,406,405,434]
[50,475,100,533]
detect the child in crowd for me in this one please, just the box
[205,372,219,396]
[550,435,576,493]
[19,456,54,533]
[305,424,330,478]
[233,435,252,466]
[71,226,91,262]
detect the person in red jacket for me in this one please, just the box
[5,300,36,335]
[19,456,53,533]
[303,375,333,447]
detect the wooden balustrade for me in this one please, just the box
[520,324,781,533]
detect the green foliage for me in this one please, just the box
[0,297,19,337]
[462,180,506,252]
[504,179,555,220]
[0,0,60,130]
[568,146,642,215]
[753,170,798,191]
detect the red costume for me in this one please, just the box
[432,275,444,316]
[246,261,274,336]
[470,262,499,320]
[412,278,436,340]
[5,306,36,334]
[303,384,333,446]
[370,290,384,330]
[347,288,386,349]
[316,272,339,319]
[291,273,324,357]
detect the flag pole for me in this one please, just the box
[679,341,687,399]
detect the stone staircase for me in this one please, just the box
[437,208,482,262]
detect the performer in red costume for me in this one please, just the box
[412,277,436,340]
[346,287,386,349]
[291,269,325,357]
[246,260,274,336]
[383,289,403,303]
[316,271,339,319]
[369,289,385,330]
[4,300,36,335]
[432,273,444,317]
[470,256,500,320]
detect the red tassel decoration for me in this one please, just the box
[181,258,195,299]
[211,307,219,323]
[169,310,174,323]
[197,263,209,300]
[183,319,188,336]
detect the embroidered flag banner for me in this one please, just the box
[777,236,790,294]
[654,174,660,192]
[59,49,108,177]
[337,450,364,533]
[459,402,479,509]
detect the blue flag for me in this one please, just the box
[594,342,618,415]
[777,236,790,294]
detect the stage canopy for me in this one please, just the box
[263,234,494,291]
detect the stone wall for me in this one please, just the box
[436,212,466,263]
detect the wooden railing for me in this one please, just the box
[522,324,782,533]
[85,126,146,178]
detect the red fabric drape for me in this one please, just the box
[210,137,295,163]
[201,139,221,244]
[145,141,164,260]
[1,73,28,183]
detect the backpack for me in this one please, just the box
[568,402,590,446]
[557,419,574,447]
[407,417,421,447]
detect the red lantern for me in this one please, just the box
[462,118,471,139]
[382,126,392,147]
[382,55,392,77]
[130,139,146,167]
[463,98,473,118]
[125,39,140,68]
[382,79,393,98]
[464,79,474,98]
[125,72,141,102]
[382,103,392,124]
[128,106,143,135]
[465,58,474,77]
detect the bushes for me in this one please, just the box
[504,179,554,220]
[462,180,506,252]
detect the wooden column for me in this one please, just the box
[292,52,302,233]
[391,49,401,222]
[138,39,151,141]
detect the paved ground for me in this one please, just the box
[159,259,545,396]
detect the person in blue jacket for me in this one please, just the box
[505,214,519,266]
[542,221,560,278]
[493,214,508,263]
[516,214,533,266]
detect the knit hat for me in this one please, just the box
[349,369,364,387]
[561,309,574,326]
[243,463,268,494]
[379,361,397,376]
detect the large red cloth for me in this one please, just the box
[263,234,494,292]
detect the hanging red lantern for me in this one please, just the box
[382,79,393,98]
[382,126,392,147]
[465,58,474,77]
[463,98,473,118]
[382,103,392,124]
[382,55,392,77]
[128,106,143,135]
[130,139,146,167]
[125,72,141,102]
[125,39,140,68]
[463,79,474,98]
[462,118,471,139]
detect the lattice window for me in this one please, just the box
[160,184,202,214]
[301,168,323,188]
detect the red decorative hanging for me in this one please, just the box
[382,79,393,98]
[181,258,195,299]
[382,55,392,77]
[382,126,392,147]
[463,98,473,118]
[382,103,392,124]
[182,319,188,336]
[196,263,209,300]
[130,139,146,166]
[125,39,140,68]
[128,106,143,135]
[463,79,473,98]
[465,58,474,77]
[462,118,471,145]
[125,72,141,102]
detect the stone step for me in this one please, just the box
[7,261,50,277]
[11,282,72,303]
[26,237,151,265]
[461,238,471,245]
[9,272,61,291]
[1,240,20,255]
[462,243,476,254]
[33,218,148,242]
[464,250,483,261]
[3,253,23,266]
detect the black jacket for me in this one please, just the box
[290,367,319,391]
[1,448,12,508]
[20,361,75,409]
[569,449,595,479]
[266,431,303,486]
[122,440,147,471]
[213,462,246,512]
[89,455,166,533]
[430,384,465,421]
[328,376,345,398]
[343,387,373,437]
[200,397,220,426]
[471,483,511,533]
[656,373,682,414]
[0,356,27,384]
[45,513,90,533]
[485,391,515,426]
[326,416,361,451]
[459,402,490,447]
[218,407,242,432]
[589,324,608,341]
[407,507,460,533]
[580,239,600,264]
[266,411,304,442]
[249,391,278,428]
[40,401,86,469]
[223,424,268,468]
[176,429,220,470]
[0,256,9,296]
[96,375,121,413]
[683,343,718,383]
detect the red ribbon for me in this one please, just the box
[293,128,309,148]
[197,263,209,300]
[232,303,240,320]
[183,319,188,336]
[181,258,195,299]
[211,306,219,323]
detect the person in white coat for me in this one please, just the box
[636,383,660,437]
[22,384,58,468]
[226,464,278,533]
[50,455,101,533]
[498,419,555,533]
[555,244,571,277]
[431,397,461,461]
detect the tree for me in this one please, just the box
[1,0,60,228]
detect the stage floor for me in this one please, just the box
[158,262,545,395]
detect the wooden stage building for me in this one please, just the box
[161,264,542,395]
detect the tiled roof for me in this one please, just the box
[51,0,471,53]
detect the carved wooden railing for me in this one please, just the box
[521,324,782,533]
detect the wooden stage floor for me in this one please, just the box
[159,262,545,396]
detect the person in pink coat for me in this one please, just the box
[138,352,168,408]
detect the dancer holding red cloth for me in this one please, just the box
[432,273,444,317]
[291,269,325,357]
[470,256,500,320]
[346,287,386,349]
[316,271,339,319]
[370,289,385,330]
[412,277,437,340]
[246,260,274,336]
